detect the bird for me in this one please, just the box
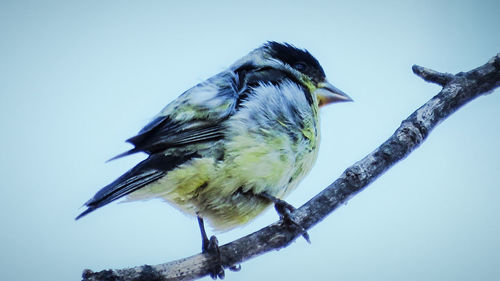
[76,41,351,278]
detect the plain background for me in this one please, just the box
[1,1,500,280]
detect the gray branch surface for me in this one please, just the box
[82,54,500,281]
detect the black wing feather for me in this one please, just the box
[76,152,197,220]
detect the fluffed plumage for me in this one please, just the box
[76,42,351,231]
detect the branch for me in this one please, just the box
[82,53,500,281]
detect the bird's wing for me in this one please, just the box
[109,71,242,160]
[76,152,197,219]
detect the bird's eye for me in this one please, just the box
[293,62,307,71]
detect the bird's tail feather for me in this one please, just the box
[106,148,140,162]
[76,153,197,220]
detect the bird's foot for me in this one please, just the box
[198,216,225,279]
[260,193,310,243]
[202,235,225,279]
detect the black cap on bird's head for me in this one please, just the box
[264,41,326,83]
[264,41,352,106]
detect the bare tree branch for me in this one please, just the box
[82,53,500,281]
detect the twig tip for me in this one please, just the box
[412,64,453,86]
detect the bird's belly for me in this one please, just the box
[127,130,317,231]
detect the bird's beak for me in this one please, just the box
[315,81,352,107]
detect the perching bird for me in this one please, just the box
[76,41,351,278]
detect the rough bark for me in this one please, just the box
[82,53,500,281]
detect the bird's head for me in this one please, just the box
[264,41,352,107]
[235,41,352,107]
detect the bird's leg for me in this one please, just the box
[197,216,225,279]
[259,193,310,243]
[197,216,211,252]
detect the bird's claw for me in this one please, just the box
[229,264,241,272]
[273,199,310,243]
[202,235,225,279]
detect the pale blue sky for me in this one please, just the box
[1,1,499,281]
